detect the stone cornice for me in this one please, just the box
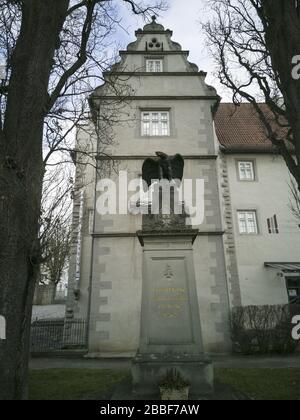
[135,30,173,36]
[91,95,218,101]
[91,231,225,239]
[96,155,218,161]
[103,71,207,77]
[119,50,189,55]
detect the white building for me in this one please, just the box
[66,19,300,356]
[216,103,300,307]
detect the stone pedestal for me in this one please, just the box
[132,353,213,398]
[132,201,214,398]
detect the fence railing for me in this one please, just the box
[30,318,87,353]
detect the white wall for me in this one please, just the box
[226,154,300,306]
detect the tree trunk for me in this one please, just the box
[51,283,58,304]
[0,0,69,400]
[262,0,300,188]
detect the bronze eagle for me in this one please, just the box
[142,152,184,187]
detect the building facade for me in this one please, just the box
[66,19,300,356]
[215,104,300,307]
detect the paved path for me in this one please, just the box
[29,354,300,370]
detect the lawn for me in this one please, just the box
[29,369,129,400]
[29,368,300,400]
[215,369,300,401]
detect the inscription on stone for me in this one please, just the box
[148,258,193,345]
[154,287,187,318]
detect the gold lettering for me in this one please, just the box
[154,296,187,302]
[154,287,185,293]
[158,304,182,310]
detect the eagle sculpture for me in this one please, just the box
[142,152,184,187]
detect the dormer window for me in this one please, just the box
[146,59,163,72]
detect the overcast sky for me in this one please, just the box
[114,0,231,101]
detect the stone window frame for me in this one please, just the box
[236,209,259,235]
[144,55,165,72]
[235,159,258,182]
[140,108,171,137]
[145,58,163,72]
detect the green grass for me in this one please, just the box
[29,369,129,400]
[29,368,300,400]
[216,368,300,400]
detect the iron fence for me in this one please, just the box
[30,318,87,353]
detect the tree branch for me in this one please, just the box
[47,1,96,112]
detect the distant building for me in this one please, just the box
[66,19,300,356]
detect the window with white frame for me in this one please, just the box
[237,211,258,234]
[146,59,163,72]
[141,111,170,136]
[238,161,255,181]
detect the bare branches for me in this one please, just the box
[0,1,21,130]
[47,1,97,112]
[40,163,72,286]
[203,0,300,189]
[123,0,167,17]
[48,0,167,112]
[1,0,167,249]
[42,0,166,167]
[289,178,300,222]
[66,0,93,17]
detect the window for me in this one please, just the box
[267,215,279,234]
[141,111,170,136]
[286,277,300,303]
[146,59,163,72]
[238,161,255,181]
[237,211,258,234]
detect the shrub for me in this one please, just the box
[231,305,299,355]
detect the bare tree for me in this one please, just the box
[38,163,73,303]
[41,221,71,301]
[0,0,166,400]
[203,0,300,190]
[289,179,300,223]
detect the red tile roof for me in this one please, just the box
[214,103,289,153]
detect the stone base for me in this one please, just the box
[131,353,214,399]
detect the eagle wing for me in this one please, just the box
[170,154,184,181]
[142,158,161,188]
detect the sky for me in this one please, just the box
[43,0,233,169]
[113,0,232,101]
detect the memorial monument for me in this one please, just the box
[131,153,214,399]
